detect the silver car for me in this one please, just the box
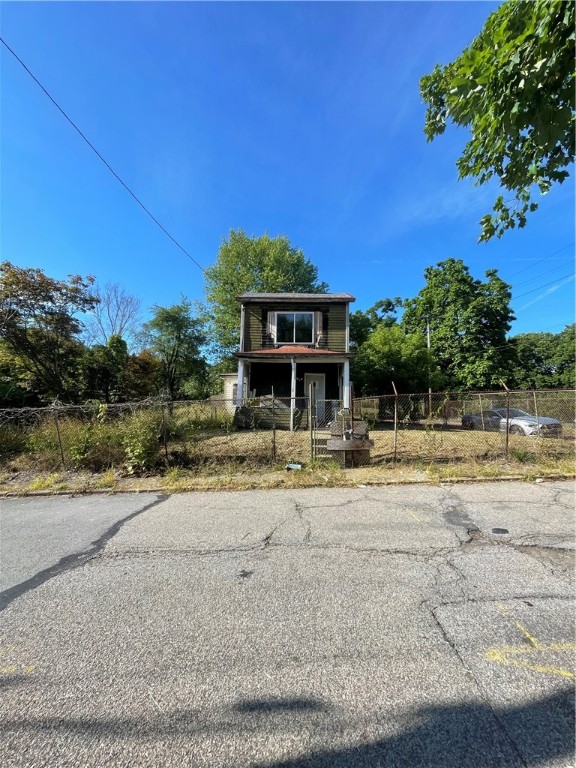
[462,408,562,437]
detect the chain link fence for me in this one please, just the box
[0,389,573,474]
[0,397,312,474]
[352,389,575,464]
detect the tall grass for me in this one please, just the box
[0,394,573,476]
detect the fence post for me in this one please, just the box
[53,407,66,470]
[501,381,510,459]
[160,404,169,466]
[392,381,398,462]
[478,393,485,431]
[271,386,276,461]
[532,390,540,439]
[309,382,315,461]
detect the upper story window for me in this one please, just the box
[276,312,314,344]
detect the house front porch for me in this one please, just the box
[236,348,352,430]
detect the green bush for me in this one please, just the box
[0,423,27,463]
[68,421,124,471]
[26,417,63,469]
[121,409,163,474]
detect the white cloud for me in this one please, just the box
[384,180,495,237]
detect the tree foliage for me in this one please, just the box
[0,262,97,401]
[122,350,163,401]
[421,0,575,242]
[508,324,576,389]
[204,230,328,355]
[82,334,130,403]
[349,298,403,348]
[139,300,206,401]
[402,259,514,390]
[352,324,440,395]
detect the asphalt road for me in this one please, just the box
[0,481,574,767]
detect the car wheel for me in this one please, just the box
[463,421,475,430]
[509,425,524,436]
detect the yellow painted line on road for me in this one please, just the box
[0,645,35,675]
[497,602,543,649]
[485,643,575,680]
[482,604,575,679]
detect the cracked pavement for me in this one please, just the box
[0,481,574,767]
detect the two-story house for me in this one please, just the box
[235,292,355,429]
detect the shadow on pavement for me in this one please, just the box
[254,688,575,767]
[233,697,329,714]
[1,688,573,767]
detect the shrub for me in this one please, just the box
[68,422,124,471]
[0,423,27,463]
[25,417,63,469]
[121,409,163,474]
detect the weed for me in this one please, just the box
[121,410,163,474]
[28,473,65,491]
[161,468,193,493]
[0,424,26,462]
[92,469,117,489]
[510,447,537,463]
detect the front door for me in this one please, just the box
[304,373,326,425]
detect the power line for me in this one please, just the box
[512,272,575,301]
[506,242,575,279]
[0,36,206,273]
[475,323,574,355]
[514,258,575,289]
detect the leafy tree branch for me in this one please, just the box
[420,0,575,242]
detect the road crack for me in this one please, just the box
[294,502,311,545]
[0,494,169,612]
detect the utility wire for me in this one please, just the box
[512,271,575,301]
[506,242,575,279]
[514,259,575,289]
[0,36,205,273]
[470,323,574,355]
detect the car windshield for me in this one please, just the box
[495,408,533,418]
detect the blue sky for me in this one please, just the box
[1,1,574,338]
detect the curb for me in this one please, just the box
[0,473,573,497]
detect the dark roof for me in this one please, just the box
[236,292,355,304]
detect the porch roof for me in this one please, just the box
[237,345,353,359]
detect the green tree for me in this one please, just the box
[402,259,515,390]
[82,334,130,402]
[420,0,575,242]
[123,350,163,401]
[349,298,402,348]
[0,342,39,406]
[139,300,206,401]
[509,325,575,389]
[204,230,328,355]
[352,324,440,395]
[0,262,97,401]
[552,324,576,389]
[508,331,556,389]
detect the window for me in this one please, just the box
[275,312,314,344]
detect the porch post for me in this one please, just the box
[290,357,297,431]
[342,359,351,410]
[237,360,245,406]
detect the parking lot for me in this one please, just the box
[1,481,574,767]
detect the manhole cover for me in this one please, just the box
[492,528,509,535]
